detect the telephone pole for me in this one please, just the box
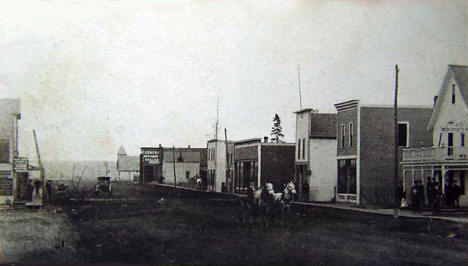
[33,130,45,205]
[173,145,176,188]
[224,128,230,193]
[394,64,399,217]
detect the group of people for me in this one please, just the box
[24,179,42,201]
[406,177,463,211]
[23,179,54,203]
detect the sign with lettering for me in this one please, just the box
[440,123,467,132]
[141,148,160,164]
[14,157,28,172]
[0,178,13,196]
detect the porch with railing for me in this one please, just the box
[403,147,468,163]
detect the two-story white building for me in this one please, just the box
[0,99,21,204]
[403,65,468,207]
[294,109,337,202]
[207,139,234,192]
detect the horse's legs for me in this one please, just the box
[239,201,247,224]
[261,206,269,228]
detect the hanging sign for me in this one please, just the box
[13,157,28,172]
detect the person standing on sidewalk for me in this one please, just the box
[433,182,442,212]
[27,179,34,201]
[426,178,435,209]
[33,179,42,197]
[445,179,453,208]
[302,181,310,202]
[452,180,462,208]
[411,181,420,210]
[46,180,52,203]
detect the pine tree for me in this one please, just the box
[270,113,284,143]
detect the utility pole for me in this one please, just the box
[33,130,45,205]
[213,99,219,192]
[298,64,302,110]
[224,128,230,193]
[394,64,399,217]
[173,145,176,188]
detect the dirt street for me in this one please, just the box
[53,182,468,265]
[0,207,78,264]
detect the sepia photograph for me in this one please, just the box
[1,0,468,265]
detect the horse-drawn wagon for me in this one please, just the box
[95,176,112,197]
[239,181,297,227]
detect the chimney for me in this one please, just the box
[433,95,438,106]
[264,136,268,143]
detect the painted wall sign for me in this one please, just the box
[440,123,467,132]
[141,149,160,164]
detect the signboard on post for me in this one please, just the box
[14,157,28,173]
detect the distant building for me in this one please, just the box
[403,65,468,207]
[206,139,234,192]
[0,99,21,203]
[294,109,337,202]
[335,100,432,206]
[139,146,163,183]
[139,145,205,185]
[233,137,295,193]
[116,146,139,181]
[162,146,205,185]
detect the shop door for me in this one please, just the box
[448,133,454,156]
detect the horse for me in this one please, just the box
[195,178,202,191]
[258,181,297,227]
[239,181,297,227]
[239,184,263,224]
[278,181,297,225]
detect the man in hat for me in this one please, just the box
[426,177,435,209]
[411,180,421,210]
[452,180,462,208]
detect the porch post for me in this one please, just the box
[431,166,434,180]
[402,166,406,193]
[442,165,446,195]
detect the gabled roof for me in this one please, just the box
[310,113,337,139]
[118,155,139,171]
[428,65,468,131]
[163,149,202,163]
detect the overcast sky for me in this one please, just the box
[0,0,467,161]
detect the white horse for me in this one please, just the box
[239,181,297,226]
[278,181,297,225]
[258,181,297,227]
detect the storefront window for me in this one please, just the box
[337,159,356,194]
[0,140,9,163]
